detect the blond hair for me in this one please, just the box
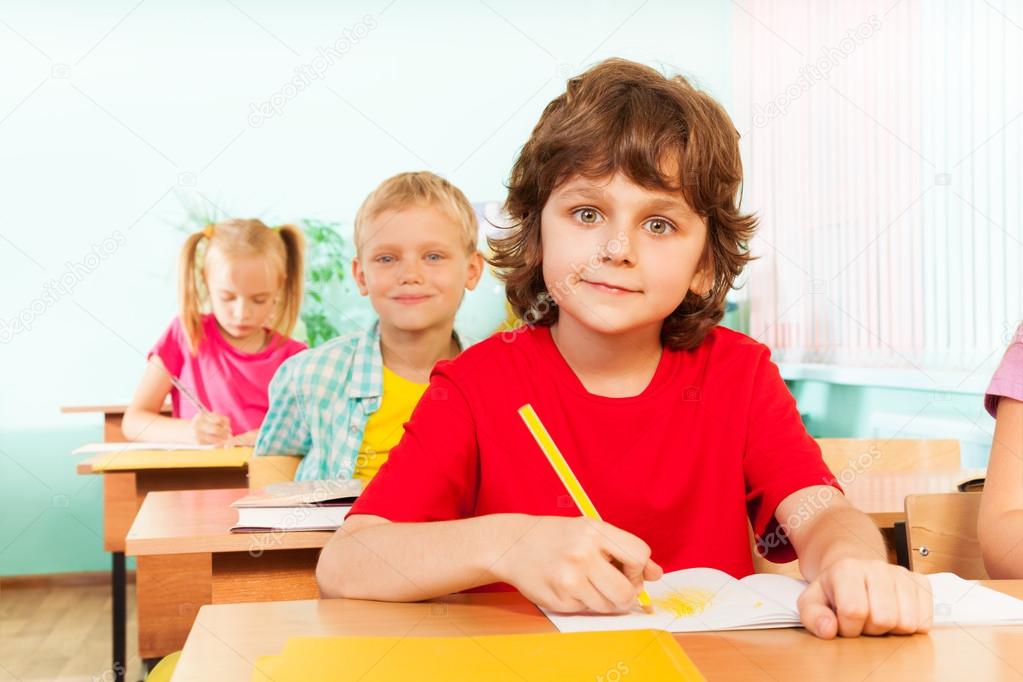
[178,218,305,353]
[354,171,478,256]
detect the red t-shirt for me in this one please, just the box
[350,324,839,583]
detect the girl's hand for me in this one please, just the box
[190,412,231,444]
[224,429,259,447]
[491,515,663,614]
[797,558,933,638]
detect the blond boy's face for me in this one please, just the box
[539,172,711,338]
[353,204,483,335]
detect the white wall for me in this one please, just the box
[0,0,732,429]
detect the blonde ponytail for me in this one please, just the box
[270,224,305,343]
[178,230,208,354]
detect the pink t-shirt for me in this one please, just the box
[148,314,307,434]
[985,322,1023,417]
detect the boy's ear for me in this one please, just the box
[351,256,370,297]
[690,258,714,298]
[464,250,484,292]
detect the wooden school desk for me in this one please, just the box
[172,582,1023,681]
[125,471,980,661]
[75,449,249,682]
[126,488,330,659]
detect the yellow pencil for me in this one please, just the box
[518,403,654,614]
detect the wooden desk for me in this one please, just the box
[76,452,249,680]
[126,488,328,659]
[174,582,1023,681]
[125,471,980,661]
[61,402,171,443]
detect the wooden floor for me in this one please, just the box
[0,579,143,682]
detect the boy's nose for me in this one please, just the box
[398,265,424,284]
[602,226,635,265]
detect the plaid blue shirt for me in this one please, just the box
[255,322,384,481]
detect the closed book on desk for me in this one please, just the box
[231,479,362,532]
[252,630,704,681]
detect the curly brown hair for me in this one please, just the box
[488,58,757,350]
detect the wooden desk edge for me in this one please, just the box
[126,531,334,557]
[75,457,249,475]
[176,580,1023,680]
[61,402,172,414]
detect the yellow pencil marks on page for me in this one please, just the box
[652,588,714,617]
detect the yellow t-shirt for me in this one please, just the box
[354,366,429,481]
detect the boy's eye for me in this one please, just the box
[253,297,269,304]
[376,255,395,264]
[425,253,444,262]
[573,207,603,224]
[644,218,676,235]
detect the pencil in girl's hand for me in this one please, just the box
[169,375,212,416]
[517,403,655,614]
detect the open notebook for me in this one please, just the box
[543,567,1023,633]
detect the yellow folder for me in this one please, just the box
[83,447,251,471]
[252,629,704,681]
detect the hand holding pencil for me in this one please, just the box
[509,403,662,614]
[170,375,231,444]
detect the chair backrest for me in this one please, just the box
[905,492,988,579]
[817,438,961,475]
[751,438,963,577]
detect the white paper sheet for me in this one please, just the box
[72,441,215,455]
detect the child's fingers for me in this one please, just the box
[198,421,229,437]
[592,522,652,583]
[540,582,588,614]
[831,572,870,637]
[589,558,640,611]
[643,560,664,581]
[796,581,838,639]
[206,414,231,432]
[862,569,898,635]
[577,578,622,614]
[891,570,921,634]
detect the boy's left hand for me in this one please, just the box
[797,558,933,638]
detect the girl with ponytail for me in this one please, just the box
[123,219,308,446]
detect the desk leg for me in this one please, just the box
[112,551,126,682]
[894,521,910,569]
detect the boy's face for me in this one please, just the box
[539,172,711,338]
[353,204,483,334]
